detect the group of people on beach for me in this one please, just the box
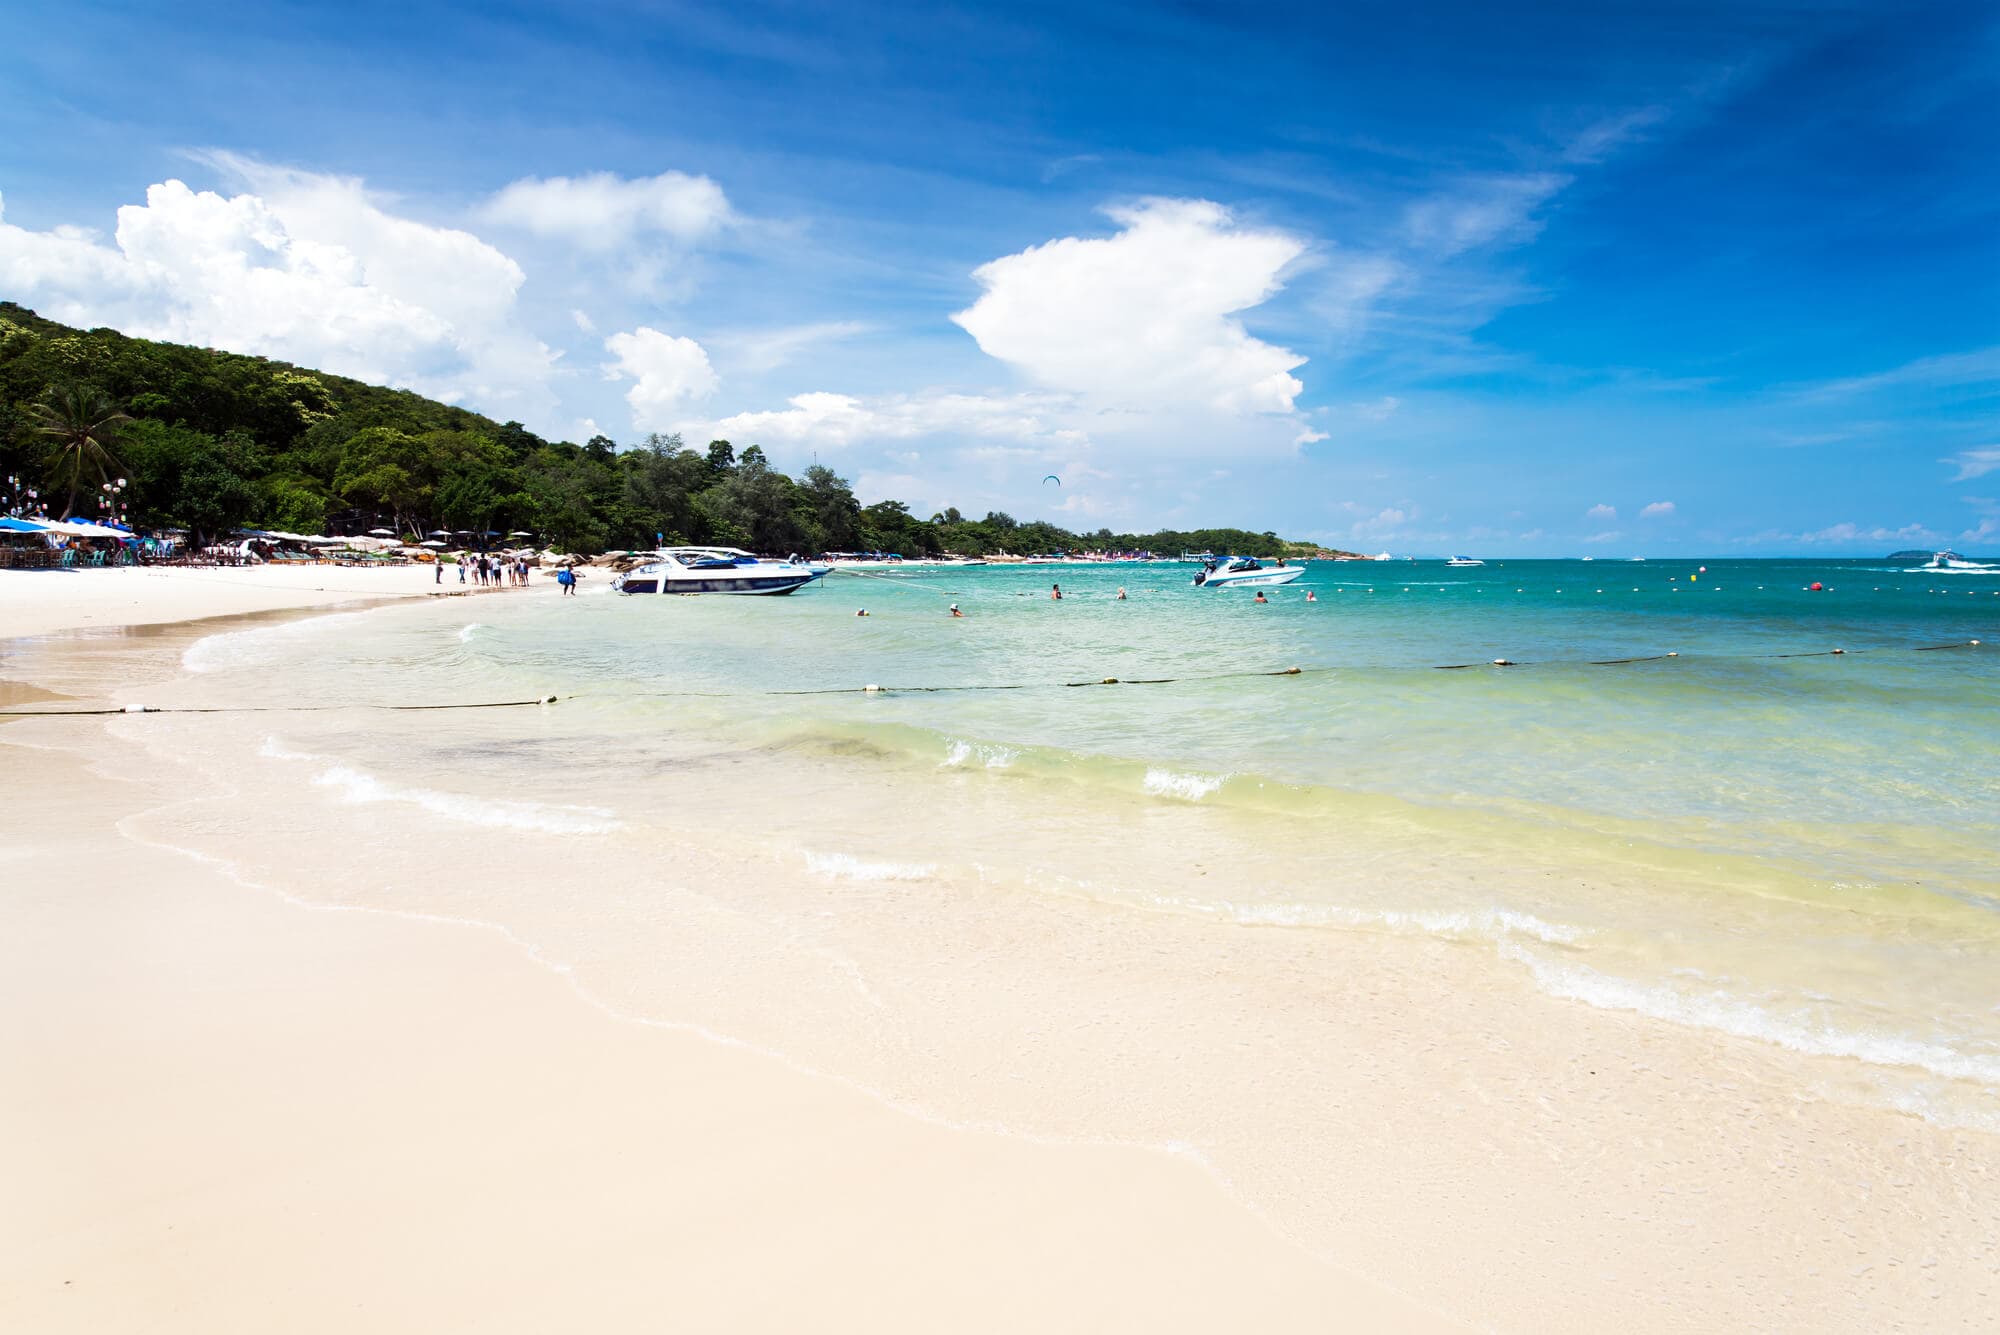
[440,554,533,588]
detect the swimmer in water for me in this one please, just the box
[856,608,869,617]
[1051,583,1062,600]
[1116,586,1127,600]
[1254,590,1268,603]
[949,603,963,617]
[1305,590,1316,602]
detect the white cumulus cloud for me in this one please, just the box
[1640,500,1676,517]
[0,166,556,423]
[951,198,1308,415]
[1586,503,1617,520]
[481,170,731,250]
[603,327,719,429]
[707,390,1082,451]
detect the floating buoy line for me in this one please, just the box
[0,642,1987,718]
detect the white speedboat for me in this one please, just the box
[1921,549,1997,571]
[612,547,827,595]
[1192,557,1307,588]
[1446,555,1484,567]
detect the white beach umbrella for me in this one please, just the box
[369,527,396,537]
[420,540,447,548]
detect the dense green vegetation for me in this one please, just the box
[0,303,1342,557]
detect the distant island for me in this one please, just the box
[0,303,1351,560]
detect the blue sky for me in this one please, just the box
[2,0,1995,552]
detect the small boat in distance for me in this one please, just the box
[1445,555,1484,567]
[612,547,827,595]
[1192,556,1308,588]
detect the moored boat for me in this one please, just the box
[612,547,827,595]
[1192,556,1308,588]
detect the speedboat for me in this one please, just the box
[1446,555,1484,567]
[1921,549,1997,572]
[611,547,827,595]
[1192,556,1307,588]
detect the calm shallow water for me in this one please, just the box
[167,556,2000,1127]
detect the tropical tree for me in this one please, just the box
[29,386,129,517]
[798,464,862,552]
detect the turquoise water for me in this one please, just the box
[171,556,2000,1126]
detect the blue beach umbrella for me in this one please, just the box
[0,516,52,533]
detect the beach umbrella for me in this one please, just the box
[428,529,453,537]
[369,527,395,536]
[420,540,447,548]
[508,530,532,537]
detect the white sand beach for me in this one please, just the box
[0,574,1458,1333]
[0,741,1454,1334]
[4,570,1996,1333]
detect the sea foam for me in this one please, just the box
[261,736,619,834]
[1142,767,1228,801]
[1500,942,2000,1089]
[942,739,1019,770]
[805,852,938,881]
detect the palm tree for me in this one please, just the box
[28,387,130,518]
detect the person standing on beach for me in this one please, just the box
[434,559,442,585]
[457,557,467,585]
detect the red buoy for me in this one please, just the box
[1809,581,1824,592]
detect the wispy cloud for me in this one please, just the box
[1640,500,1676,517]
[1040,153,1103,183]
[1946,446,2000,481]
[1733,521,1942,547]
[1586,503,1616,520]
[1787,347,2000,403]
[1403,172,1569,257]
[712,320,869,375]
[1560,106,1669,164]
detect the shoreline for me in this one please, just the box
[0,593,1462,1333]
[0,564,560,643]
[5,580,1998,1331]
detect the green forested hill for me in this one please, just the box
[0,303,1345,557]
